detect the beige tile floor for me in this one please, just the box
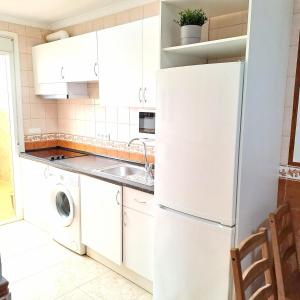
[0,221,152,300]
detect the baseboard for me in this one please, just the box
[87,247,153,294]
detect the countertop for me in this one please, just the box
[20,150,154,194]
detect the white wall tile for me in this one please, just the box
[290,13,300,46]
[45,103,58,119]
[96,122,107,139]
[285,77,296,108]
[106,107,118,123]
[95,106,106,122]
[130,124,139,139]
[294,0,300,14]
[23,119,30,135]
[129,108,139,125]
[117,123,130,142]
[280,136,291,165]
[85,105,95,122]
[30,118,46,133]
[21,87,30,104]
[85,121,96,138]
[106,123,118,141]
[288,45,298,77]
[46,118,58,133]
[282,106,293,137]
[118,107,130,124]
[22,103,30,120]
[30,103,45,119]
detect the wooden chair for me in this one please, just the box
[0,277,10,300]
[0,257,10,300]
[231,228,277,300]
[269,204,300,300]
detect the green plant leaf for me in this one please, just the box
[174,8,208,27]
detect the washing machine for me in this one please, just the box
[47,167,86,255]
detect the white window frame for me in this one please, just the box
[0,31,25,224]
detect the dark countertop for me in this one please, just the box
[20,150,154,194]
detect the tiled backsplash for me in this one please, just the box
[25,133,155,164]
[56,83,149,143]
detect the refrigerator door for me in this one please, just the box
[154,206,234,300]
[156,62,244,226]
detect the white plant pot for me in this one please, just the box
[180,25,202,45]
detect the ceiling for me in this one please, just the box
[0,0,152,29]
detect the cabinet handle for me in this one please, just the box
[94,62,98,77]
[115,190,120,205]
[143,88,147,103]
[61,66,64,80]
[123,211,127,226]
[139,87,142,103]
[134,198,147,205]
[44,167,49,179]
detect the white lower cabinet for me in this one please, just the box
[123,187,154,280]
[21,158,50,231]
[80,176,154,280]
[80,175,122,265]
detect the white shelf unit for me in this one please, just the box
[160,0,249,68]
[159,0,293,243]
[163,35,247,60]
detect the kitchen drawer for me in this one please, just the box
[123,187,154,216]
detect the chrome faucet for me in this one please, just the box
[128,138,154,179]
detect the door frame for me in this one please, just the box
[0,31,24,224]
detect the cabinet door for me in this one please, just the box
[123,207,154,280]
[63,32,98,82]
[32,42,64,85]
[21,159,50,231]
[80,176,122,265]
[98,20,143,107]
[142,16,160,108]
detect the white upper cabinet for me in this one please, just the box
[142,16,160,108]
[98,20,142,107]
[98,16,159,108]
[62,32,98,82]
[32,41,64,84]
[32,32,98,86]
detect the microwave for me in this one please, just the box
[139,112,155,135]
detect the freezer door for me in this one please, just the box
[156,62,244,226]
[154,206,234,300]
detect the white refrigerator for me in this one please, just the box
[154,62,244,300]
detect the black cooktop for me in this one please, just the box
[26,148,87,161]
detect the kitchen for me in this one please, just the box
[0,0,299,299]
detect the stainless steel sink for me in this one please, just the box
[102,165,145,177]
[100,165,154,186]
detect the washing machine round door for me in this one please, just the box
[51,184,74,227]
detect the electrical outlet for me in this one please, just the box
[96,133,110,140]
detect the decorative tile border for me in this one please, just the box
[280,165,300,180]
[24,133,155,164]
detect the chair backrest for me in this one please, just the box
[269,203,299,300]
[230,228,277,300]
[0,277,9,299]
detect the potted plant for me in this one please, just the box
[174,8,208,45]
